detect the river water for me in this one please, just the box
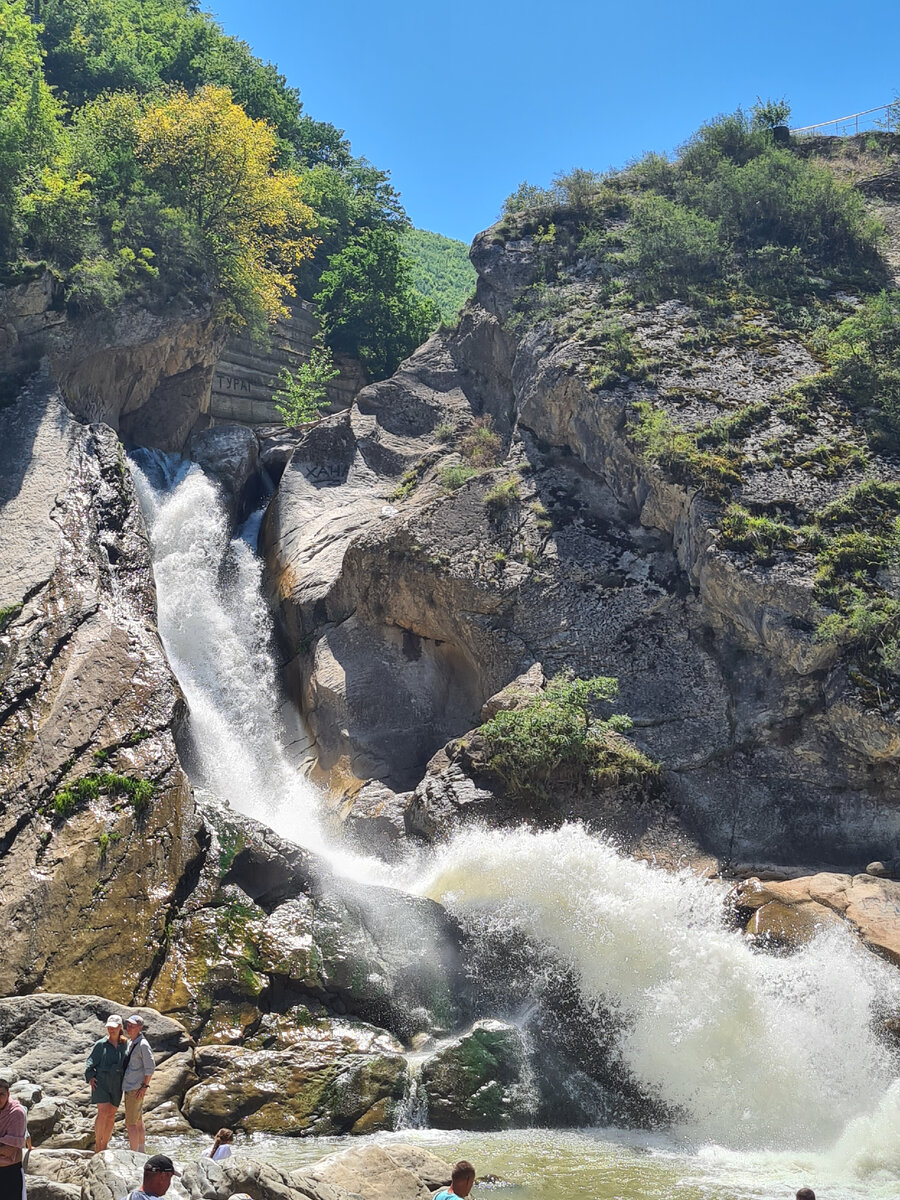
[131,457,900,1199]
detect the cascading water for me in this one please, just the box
[133,453,900,1192]
[131,451,325,848]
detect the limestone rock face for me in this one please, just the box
[0,382,204,998]
[0,272,225,451]
[261,214,900,866]
[420,1020,536,1130]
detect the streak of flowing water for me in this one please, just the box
[133,453,900,1187]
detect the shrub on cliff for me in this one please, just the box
[478,674,658,802]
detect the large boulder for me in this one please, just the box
[420,1020,536,1130]
[306,1144,452,1200]
[188,425,261,523]
[181,1021,407,1135]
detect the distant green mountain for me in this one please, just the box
[402,228,477,324]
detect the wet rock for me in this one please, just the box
[188,424,261,522]
[339,781,410,859]
[421,1019,536,1130]
[306,1144,452,1200]
[746,900,844,947]
[181,1027,408,1135]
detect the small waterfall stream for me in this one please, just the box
[132,453,900,1188]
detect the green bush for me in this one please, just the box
[626,194,723,301]
[460,416,502,466]
[274,345,339,426]
[52,772,155,818]
[477,674,658,801]
[484,478,520,514]
[438,463,479,491]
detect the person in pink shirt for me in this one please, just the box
[0,1080,27,1200]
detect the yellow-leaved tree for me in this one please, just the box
[135,84,317,329]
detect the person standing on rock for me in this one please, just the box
[0,1079,27,1200]
[85,1015,127,1152]
[119,1154,179,1200]
[122,1015,155,1153]
[433,1161,476,1200]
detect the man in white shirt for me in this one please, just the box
[122,1015,155,1153]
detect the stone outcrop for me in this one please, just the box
[733,872,900,963]
[0,271,225,451]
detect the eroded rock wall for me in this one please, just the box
[262,220,900,868]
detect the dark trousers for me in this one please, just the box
[0,1162,23,1200]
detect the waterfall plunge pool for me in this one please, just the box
[151,1118,900,1200]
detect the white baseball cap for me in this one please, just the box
[106,1015,124,1028]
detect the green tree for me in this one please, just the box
[0,0,61,263]
[273,345,339,426]
[315,226,438,380]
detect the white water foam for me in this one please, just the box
[417,824,900,1156]
[132,452,900,1172]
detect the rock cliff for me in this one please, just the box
[263,173,900,870]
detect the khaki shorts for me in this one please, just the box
[124,1089,144,1125]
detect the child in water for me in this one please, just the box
[434,1161,475,1200]
[202,1129,234,1162]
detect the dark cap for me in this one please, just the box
[145,1155,179,1176]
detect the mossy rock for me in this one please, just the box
[421,1020,536,1130]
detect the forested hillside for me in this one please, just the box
[0,0,438,378]
[401,227,476,323]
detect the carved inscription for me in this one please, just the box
[215,372,253,394]
[302,462,345,484]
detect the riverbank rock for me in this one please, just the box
[420,1020,536,1130]
[733,873,900,962]
[306,1144,452,1200]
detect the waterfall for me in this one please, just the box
[131,451,325,849]
[417,824,900,1153]
[132,452,900,1169]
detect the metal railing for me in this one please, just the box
[791,103,898,138]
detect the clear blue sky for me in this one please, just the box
[208,0,900,245]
